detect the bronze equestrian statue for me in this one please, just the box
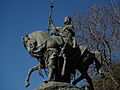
[22,30,103,90]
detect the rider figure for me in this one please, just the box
[50,16,76,48]
[50,16,76,81]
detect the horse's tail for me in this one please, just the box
[94,51,102,74]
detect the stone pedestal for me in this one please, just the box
[34,82,84,90]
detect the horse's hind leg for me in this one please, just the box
[94,58,102,73]
[85,73,94,90]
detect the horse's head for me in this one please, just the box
[22,31,51,55]
[22,34,37,53]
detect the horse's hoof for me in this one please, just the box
[101,73,105,78]
[72,81,77,85]
[43,80,49,84]
[25,81,30,88]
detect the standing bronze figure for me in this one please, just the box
[23,31,65,87]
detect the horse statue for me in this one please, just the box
[22,30,103,90]
[65,45,103,90]
[22,30,65,87]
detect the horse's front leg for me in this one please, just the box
[72,73,84,85]
[25,64,39,87]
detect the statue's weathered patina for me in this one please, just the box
[22,1,104,90]
[22,26,103,90]
[49,16,77,79]
[50,16,76,48]
[23,31,65,87]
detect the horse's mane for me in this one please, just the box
[28,30,50,46]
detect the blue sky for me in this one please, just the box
[0,0,109,90]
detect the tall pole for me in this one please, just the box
[48,0,54,33]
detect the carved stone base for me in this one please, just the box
[34,82,84,90]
